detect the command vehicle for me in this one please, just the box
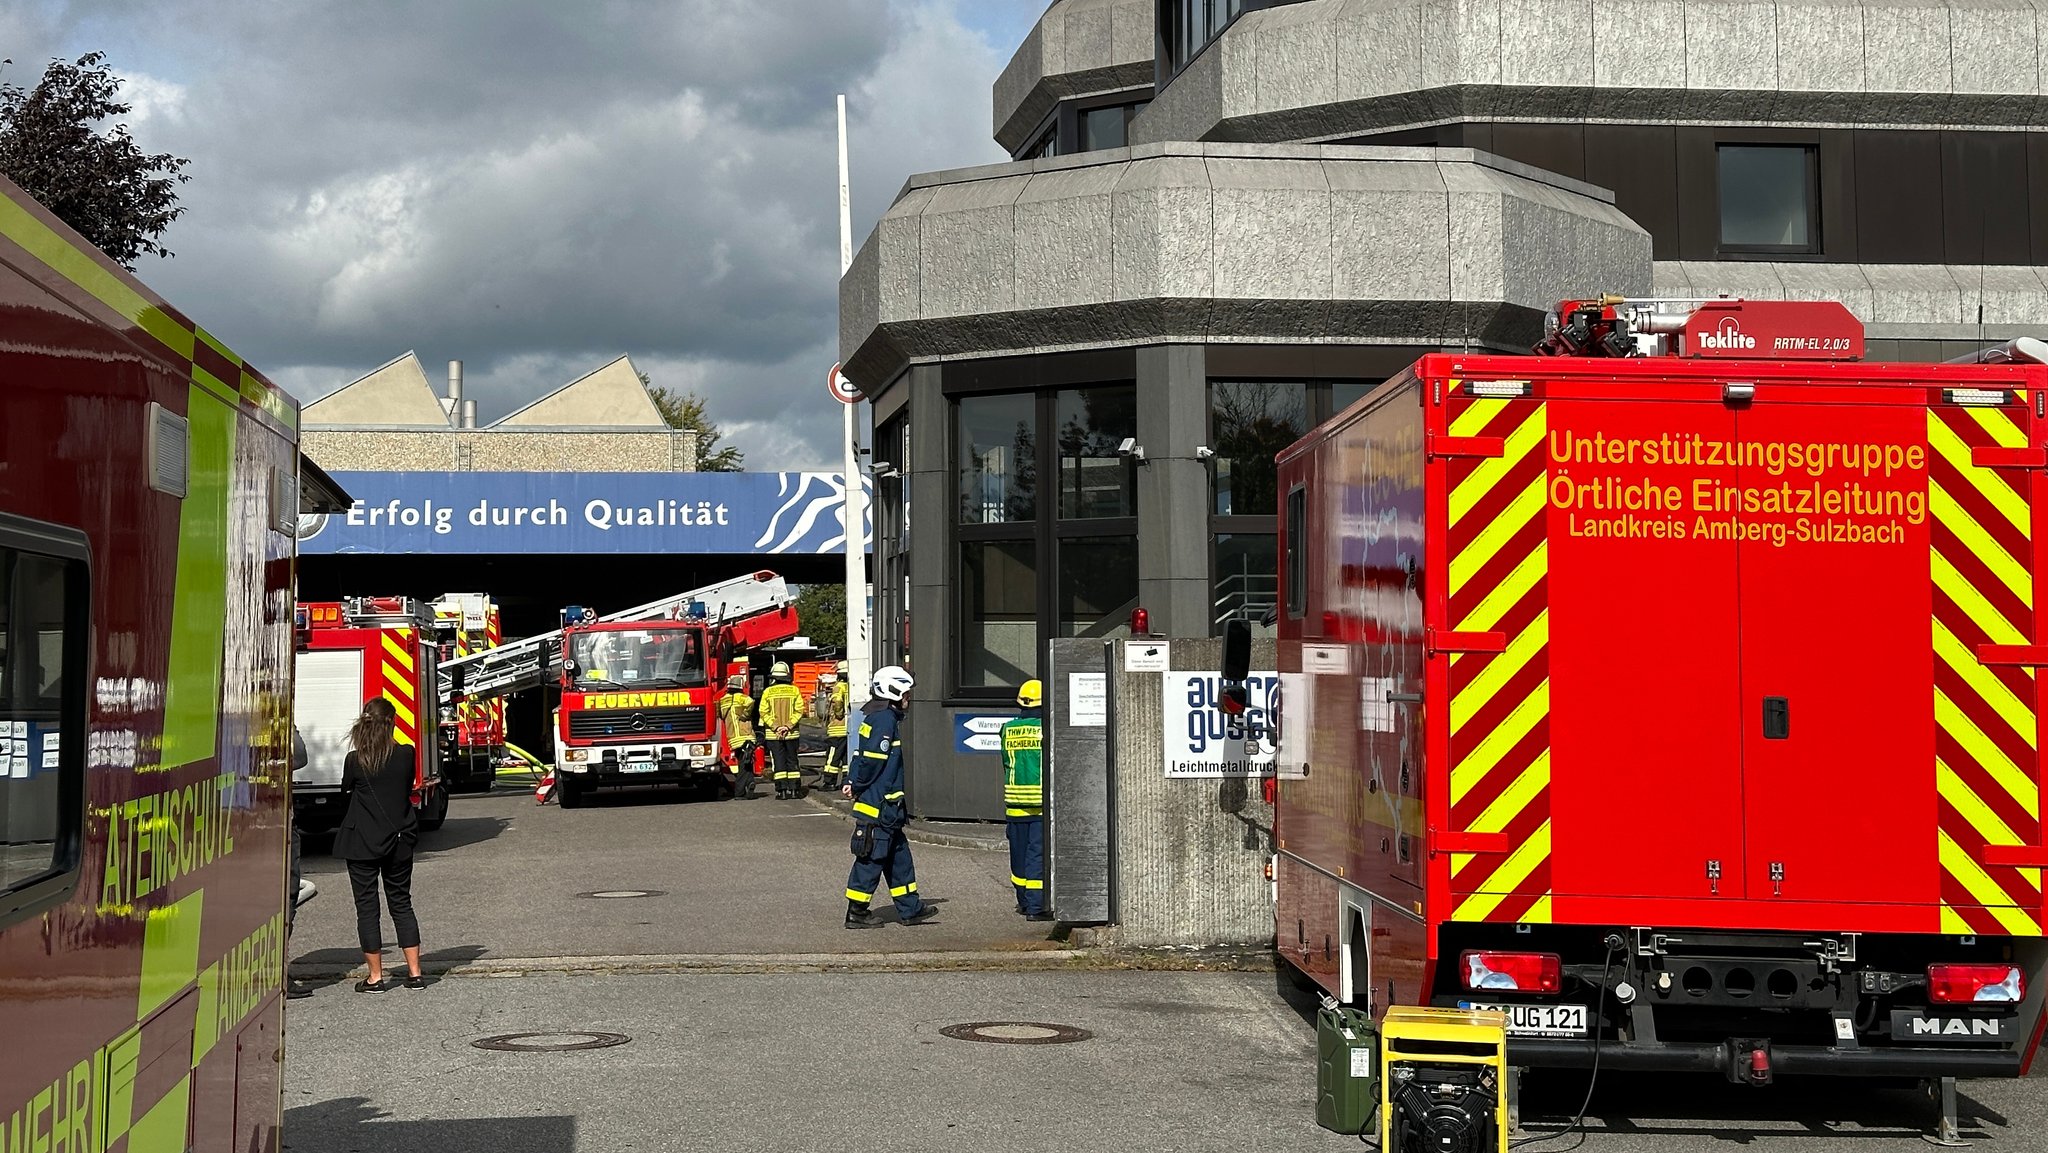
[292,596,448,832]
[1271,298,2048,1090]
[0,172,346,1152]
[438,571,799,807]
[431,591,506,792]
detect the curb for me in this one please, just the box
[803,794,1006,851]
[294,945,1276,980]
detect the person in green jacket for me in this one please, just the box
[1000,680,1049,920]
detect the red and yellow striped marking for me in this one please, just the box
[1929,405,2042,936]
[1445,390,1553,924]
[381,627,420,744]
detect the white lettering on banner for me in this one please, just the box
[468,500,571,527]
[347,499,457,535]
[584,500,732,531]
[1163,671,1280,778]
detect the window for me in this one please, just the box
[1160,0,1249,78]
[1057,537,1139,638]
[0,518,88,927]
[959,539,1038,688]
[1054,386,1137,518]
[1717,144,1818,254]
[957,394,1037,524]
[1211,381,1308,517]
[1284,488,1307,618]
[875,414,910,668]
[568,628,705,688]
[1080,106,1127,152]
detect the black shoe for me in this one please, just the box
[403,974,428,989]
[845,907,877,929]
[354,978,389,993]
[286,980,312,1000]
[900,903,938,926]
[1025,911,1054,922]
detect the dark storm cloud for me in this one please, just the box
[6,0,1036,466]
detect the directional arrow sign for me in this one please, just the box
[954,713,1016,753]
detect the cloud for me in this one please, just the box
[9,0,1033,470]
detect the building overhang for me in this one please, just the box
[839,142,1655,391]
[994,0,1157,154]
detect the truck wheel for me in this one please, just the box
[417,784,449,831]
[557,774,585,809]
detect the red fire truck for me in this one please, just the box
[0,173,340,1152]
[431,592,505,792]
[438,572,800,808]
[292,597,449,832]
[1272,299,2048,1097]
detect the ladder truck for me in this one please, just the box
[431,592,507,793]
[438,571,801,807]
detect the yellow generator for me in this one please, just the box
[1379,1006,1509,1153]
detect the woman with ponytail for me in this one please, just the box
[332,697,427,991]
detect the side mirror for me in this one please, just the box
[1220,619,1251,714]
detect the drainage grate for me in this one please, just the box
[471,1032,631,1052]
[575,890,666,899]
[938,1021,1093,1045]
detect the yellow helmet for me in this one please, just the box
[770,661,792,679]
[1016,679,1043,708]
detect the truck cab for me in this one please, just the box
[552,616,724,806]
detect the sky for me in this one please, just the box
[2,0,1048,469]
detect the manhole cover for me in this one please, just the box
[938,1021,1092,1045]
[471,1032,630,1052]
[575,890,666,899]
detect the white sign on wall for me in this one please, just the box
[1068,673,1107,727]
[1162,670,1280,778]
[1125,640,1170,672]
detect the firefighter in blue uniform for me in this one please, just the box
[843,665,938,928]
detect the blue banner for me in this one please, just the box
[298,471,871,555]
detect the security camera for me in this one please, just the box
[1194,445,1215,461]
[1116,437,1145,462]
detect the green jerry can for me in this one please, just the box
[1315,1000,1378,1134]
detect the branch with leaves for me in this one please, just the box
[639,372,746,471]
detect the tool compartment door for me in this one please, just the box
[1538,392,1748,907]
[1733,399,1944,916]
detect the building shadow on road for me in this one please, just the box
[290,944,491,991]
[283,1097,573,1153]
[417,814,511,854]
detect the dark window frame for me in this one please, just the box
[1009,88,1155,162]
[1714,141,1823,258]
[1283,486,1307,620]
[0,515,90,931]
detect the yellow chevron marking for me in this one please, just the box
[1934,621,2037,750]
[1935,690,2039,820]
[1452,611,1548,736]
[1932,553,2031,650]
[1931,484,2033,605]
[1453,543,1547,636]
[1449,408,1546,527]
[1940,831,2042,934]
[383,689,417,731]
[1449,397,1506,438]
[381,663,416,704]
[381,634,417,670]
[1451,752,1550,880]
[1453,821,1552,912]
[1451,681,1549,806]
[1521,896,1553,924]
[1967,405,2030,450]
[1938,762,2044,892]
[1929,416,2031,537]
[1941,905,1977,934]
[1449,477,1545,595]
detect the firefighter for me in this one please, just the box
[843,665,936,928]
[759,661,806,799]
[816,663,850,790]
[1000,680,1050,920]
[717,674,760,800]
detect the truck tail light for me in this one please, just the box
[1927,964,2025,1004]
[1461,950,1561,993]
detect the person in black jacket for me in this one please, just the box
[333,698,427,991]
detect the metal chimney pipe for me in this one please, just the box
[448,360,465,403]
[461,399,478,429]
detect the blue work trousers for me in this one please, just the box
[846,824,923,919]
[1006,816,1045,915]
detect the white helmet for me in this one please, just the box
[871,665,915,703]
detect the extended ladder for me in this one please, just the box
[435,571,792,705]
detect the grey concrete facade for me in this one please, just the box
[302,427,700,473]
[994,0,1156,153]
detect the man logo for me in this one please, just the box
[1696,317,1757,352]
[1907,1016,2004,1037]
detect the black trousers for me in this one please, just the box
[347,843,421,953]
[768,739,800,793]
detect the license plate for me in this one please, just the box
[1459,1002,1588,1037]
[619,764,658,774]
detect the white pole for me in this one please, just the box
[837,94,871,701]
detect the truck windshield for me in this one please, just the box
[567,628,706,688]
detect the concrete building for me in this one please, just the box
[841,0,2048,819]
[303,352,700,473]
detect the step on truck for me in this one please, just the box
[1270,298,2048,1099]
[294,596,449,832]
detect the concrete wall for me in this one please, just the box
[994,0,1156,153]
[302,427,700,473]
[1130,0,2048,145]
[1106,637,1278,948]
[1656,261,2048,344]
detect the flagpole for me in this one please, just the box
[837,94,870,701]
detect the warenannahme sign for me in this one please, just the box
[298,471,871,555]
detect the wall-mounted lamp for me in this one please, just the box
[1117,437,1148,463]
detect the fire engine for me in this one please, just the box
[438,571,799,807]
[1270,298,2048,1126]
[431,591,506,792]
[293,596,449,832]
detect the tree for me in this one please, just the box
[0,54,190,269]
[640,373,745,471]
[794,584,847,651]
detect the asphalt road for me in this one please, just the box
[285,780,2047,1151]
